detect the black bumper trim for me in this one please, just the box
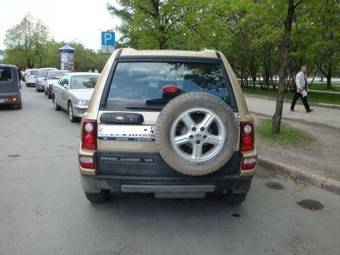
[81,175,253,194]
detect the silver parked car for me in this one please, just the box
[45,70,69,98]
[36,67,57,92]
[52,72,100,122]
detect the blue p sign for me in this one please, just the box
[101,32,115,46]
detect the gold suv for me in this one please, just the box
[78,49,257,203]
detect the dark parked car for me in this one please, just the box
[0,65,22,109]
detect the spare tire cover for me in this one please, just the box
[155,92,238,176]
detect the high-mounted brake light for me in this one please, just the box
[162,85,180,95]
[240,122,254,152]
[81,120,97,150]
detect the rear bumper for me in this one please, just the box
[81,174,253,194]
[36,83,45,90]
[26,79,37,84]
[79,151,253,194]
[0,93,21,106]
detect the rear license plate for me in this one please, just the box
[98,125,155,141]
[0,99,5,103]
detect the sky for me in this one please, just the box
[0,0,121,50]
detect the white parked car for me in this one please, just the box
[25,69,38,87]
[45,70,70,98]
[36,67,57,92]
[52,72,100,122]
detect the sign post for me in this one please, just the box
[101,31,116,53]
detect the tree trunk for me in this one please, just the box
[272,0,296,134]
[327,62,332,88]
[264,61,270,89]
[310,71,317,86]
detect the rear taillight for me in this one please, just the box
[241,157,257,170]
[79,156,95,169]
[7,96,17,102]
[81,120,97,150]
[240,122,254,152]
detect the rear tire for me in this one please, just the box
[85,190,110,203]
[53,96,61,111]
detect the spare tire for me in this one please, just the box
[155,92,238,176]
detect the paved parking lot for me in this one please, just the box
[1,86,340,255]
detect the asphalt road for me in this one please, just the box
[1,86,340,255]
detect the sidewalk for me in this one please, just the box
[246,96,340,129]
[254,115,340,192]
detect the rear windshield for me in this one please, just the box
[106,61,235,110]
[38,69,55,77]
[0,67,12,82]
[29,70,38,75]
[48,70,68,79]
[70,75,99,89]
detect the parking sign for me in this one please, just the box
[101,31,116,53]
[101,32,115,46]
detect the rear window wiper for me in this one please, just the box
[125,105,163,111]
[145,98,169,105]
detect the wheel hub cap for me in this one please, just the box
[170,107,226,163]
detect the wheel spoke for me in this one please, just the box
[192,143,203,160]
[205,134,222,145]
[200,113,215,129]
[174,134,191,146]
[181,113,195,128]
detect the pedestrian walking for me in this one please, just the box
[290,65,313,113]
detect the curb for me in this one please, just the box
[258,156,340,196]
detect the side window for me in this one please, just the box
[59,78,69,86]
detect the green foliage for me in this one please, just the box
[310,83,340,92]
[4,14,48,68]
[107,0,206,49]
[109,0,340,87]
[257,119,313,145]
[3,16,109,72]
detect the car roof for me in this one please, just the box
[68,72,100,77]
[120,48,218,59]
[0,64,17,68]
[48,70,68,73]
[38,67,57,70]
